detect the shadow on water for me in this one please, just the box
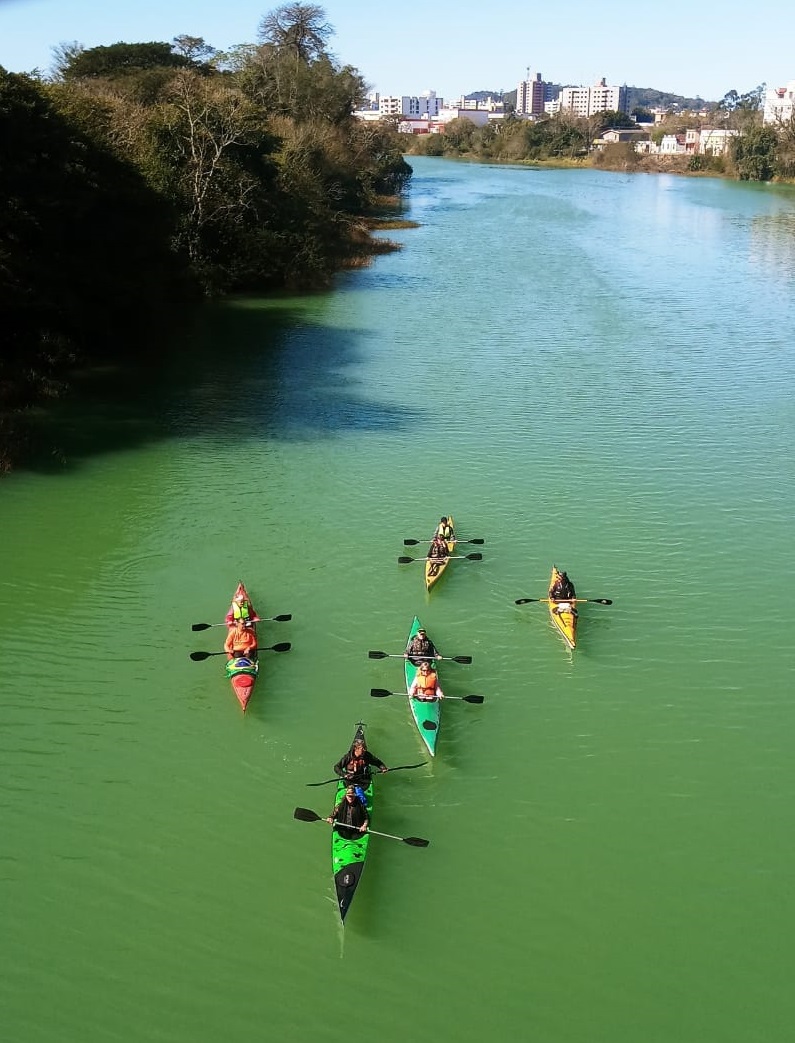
[15,297,419,474]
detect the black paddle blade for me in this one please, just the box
[463,695,485,704]
[594,599,613,605]
[272,613,293,621]
[191,623,212,632]
[403,837,430,847]
[403,539,421,546]
[267,642,292,652]
[465,553,483,561]
[514,598,539,605]
[450,655,473,664]
[294,807,322,822]
[368,650,388,659]
[189,650,215,661]
[465,538,485,545]
[397,556,415,564]
[421,720,438,730]
[370,689,392,698]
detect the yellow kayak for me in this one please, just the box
[547,566,577,649]
[425,515,456,591]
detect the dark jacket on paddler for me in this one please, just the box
[333,750,386,782]
[406,634,438,665]
[332,794,369,840]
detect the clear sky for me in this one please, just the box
[0,0,788,103]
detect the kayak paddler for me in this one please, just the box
[224,618,257,659]
[333,734,388,785]
[327,786,369,839]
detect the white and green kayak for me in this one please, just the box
[331,723,374,923]
[404,616,441,757]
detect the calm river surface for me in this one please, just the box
[2,157,795,1042]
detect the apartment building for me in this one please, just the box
[378,91,443,118]
[558,78,628,117]
[516,72,547,116]
[763,81,795,124]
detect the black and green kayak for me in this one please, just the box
[404,616,441,757]
[332,723,374,923]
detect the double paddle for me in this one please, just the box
[189,642,291,661]
[370,688,484,704]
[398,553,482,564]
[293,807,429,847]
[191,614,292,631]
[306,762,427,787]
[514,597,613,606]
[403,538,484,546]
[368,650,472,664]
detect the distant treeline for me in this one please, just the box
[403,101,795,184]
[0,4,412,471]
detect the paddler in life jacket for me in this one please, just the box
[224,618,257,660]
[334,735,387,785]
[327,786,369,839]
[435,516,454,541]
[225,591,254,627]
[550,569,576,601]
[408,660,444,702]
[405,628,439,667]
[428,535,449,560]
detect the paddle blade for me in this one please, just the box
[514,598,539,605]
[397,556,415,564]
[463,695,485,704]
[403,837,430,847]
[370,689,393,698]
[465,538,485,545]
[465,553,483,561]
[403,539,421,546]
[189,650,213,661]
[594,599,613,605]
[422,720,438,731]
[294,807,322,822]
[272,613,293,622]
[368,650,388,659]
[191,623,212,632]
[450,655,473,664]
[267,642,292,653]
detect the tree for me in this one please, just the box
[171,36,217,64]
[730,125,779,180]
[258,3,332,61]
[61,42,191,80]
[50,40,84,81]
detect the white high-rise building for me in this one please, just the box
[558,78,627,117]
[763,81,795,124]
[378,91,442,118]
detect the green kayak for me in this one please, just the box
[404,616,441,756]
[331,723,373,923]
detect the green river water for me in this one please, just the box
[2,157,794,1042]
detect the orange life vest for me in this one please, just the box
[414,670,438,697]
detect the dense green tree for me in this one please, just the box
[730,125,779,180]
[62,42,191,79]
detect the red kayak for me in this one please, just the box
[225,581,259,711]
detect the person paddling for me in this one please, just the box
[409,661,444,702]
[550,569,576,600]
[327,786,369,839]
[435,516,454,541]
[224,618,257,659]
[333,735,387,785]
[225,591,256,627]
[405,628,438,667]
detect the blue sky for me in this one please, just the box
[0,0,788,102]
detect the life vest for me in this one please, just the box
[414,670,438,697]
[345,754,369,778]
[231,600,250,621]
[437,523,453,541]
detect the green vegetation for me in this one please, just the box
[1,3,411,471]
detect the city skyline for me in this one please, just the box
[0,0,786,104]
